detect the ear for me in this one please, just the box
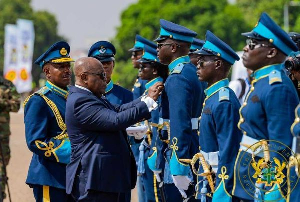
[153,68,158,75]
[43,65,51,79]
[80,73,88,84]
[215,59,223,70]
[112,61,115,68]
[171,43,177,53]
[267,48,277,58]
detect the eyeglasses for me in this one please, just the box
[246,39,272,50]
[197,59,219,68]
[84,71,106,80]
[157,43,181,49]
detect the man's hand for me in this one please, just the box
[147,82,164,101]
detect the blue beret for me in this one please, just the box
[128,35,157,52]
[190,38,205,53]
[196,30,240,65]
[34,41,74,68]
[138,45,159,63]
[242,12,298,55]
[155,19,197,43]
[88,41,116,62]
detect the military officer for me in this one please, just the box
[0,75,20,201]
[232,13,299,202]
[129,35,158,201]
[193,30,242,201]
[88,41,133,105]
[24,41,74,202]
[136,45,168,202]
[155,19,207,201]
[189,38,205,66]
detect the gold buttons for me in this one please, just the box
[269,39,274,43]
[243,102,247,106]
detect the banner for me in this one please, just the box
[16,19,35,93]
[3,24,18,84]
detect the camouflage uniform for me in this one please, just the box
[0,75,20,199]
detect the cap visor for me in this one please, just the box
[194,49,214,56]
[241,31,266,40]
[137,58,153,63]
[99,57,114,62]
[128,47,142,52]
[154,36,168,42]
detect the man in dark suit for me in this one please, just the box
[65,57,163,202]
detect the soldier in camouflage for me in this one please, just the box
[0,75,20,200]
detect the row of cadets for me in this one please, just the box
[192,30,242,201]
[155,19,207,201]
[286,32,300,202]
[233,12,299,201]
[128,35,158,202]
[137,45,168,202]
[88,41,133,105]
[24,41,74,201]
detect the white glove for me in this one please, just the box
[172,175,191,191]
[126,125,147,140]
[153,170,162,182]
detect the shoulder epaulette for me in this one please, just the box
[219,87,229,101]
[35,86,50,95]
[269,70,282,85]
[23,87,49,108]
[171,63,184,74]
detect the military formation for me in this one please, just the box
[19,11,300,202]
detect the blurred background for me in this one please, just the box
[1,0,300,91]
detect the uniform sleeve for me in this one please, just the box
[74,97,150,131]
[166,75,193,175]
[214,101,242,195]
[24,95,70,164]
[265,85,299,146]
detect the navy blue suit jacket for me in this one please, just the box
[65,86,151,194]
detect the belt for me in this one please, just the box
[200,150,219,173]
[159,118,199,130]
[239,135,264,158]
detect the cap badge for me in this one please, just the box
[99,46,106,54]
[60,48,67,56]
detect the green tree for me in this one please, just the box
[113,0,250,89]
[236,0,300,33]
[0,0,65,88]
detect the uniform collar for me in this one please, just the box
[168,55,190,73]
[105,80,114,93]
[45,81,68,99]
[252,64,283,80]
[145,77,163,90]
[204,78,229,97]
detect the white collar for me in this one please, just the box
[75,84,92,93]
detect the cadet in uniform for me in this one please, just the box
[88,41,133,105]
[0,75,20,201]
[232,13,299,201]
[189,38,205,66]
[129,35,158,201]
[24,41,74,202]
[193,30,242,201]
[155,19,207,201]
[135,45,168,202]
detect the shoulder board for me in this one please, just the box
[268,70,282,85]
[23,86,49,107]
[35,86,50,95]
[171,63,184,74]
[219,87,229,101]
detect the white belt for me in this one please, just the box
[239,135,264,158]
[200,150,219,173]
[158,118,199,130]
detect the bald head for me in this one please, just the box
[74,57,103,78]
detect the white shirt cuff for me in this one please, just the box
[141,96,158,112]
